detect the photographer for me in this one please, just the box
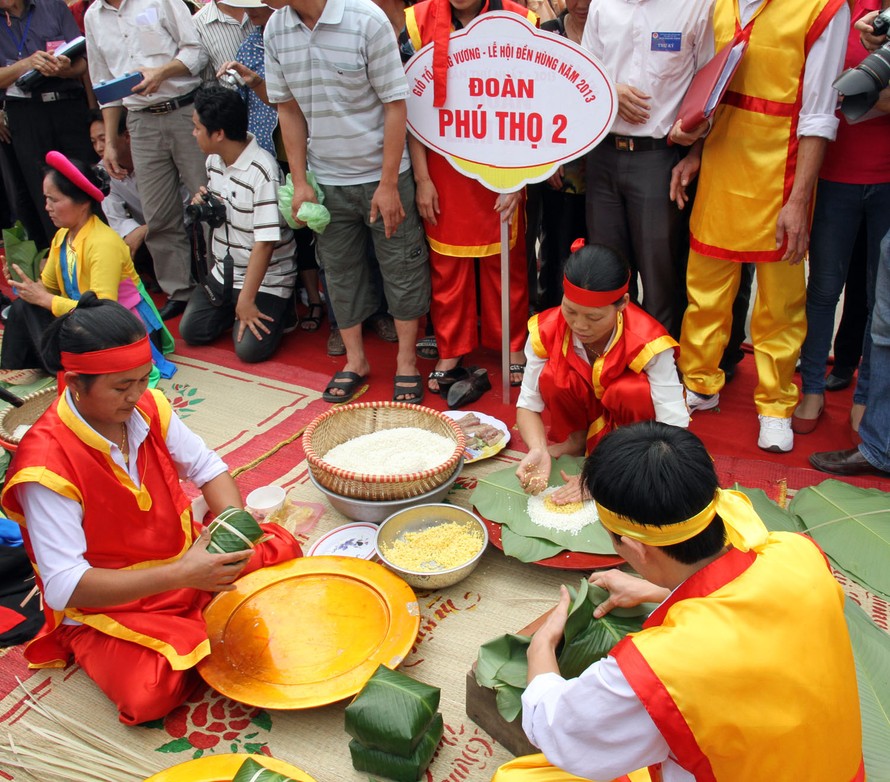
[179,86,297,363]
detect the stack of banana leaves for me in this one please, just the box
[471,456,614,562]
[206,506,266,555]
[2,221,47,283]
[232,758,299,782]
[475,578,658,722]
[346,665,443,782]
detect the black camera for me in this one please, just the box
[184,191,227,228]
[834,8,890,121]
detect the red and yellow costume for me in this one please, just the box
[405,0,536,359]
[679,0,846,416]
[2,389,300,724]
[528,304,677,452]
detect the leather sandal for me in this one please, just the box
[428,365,469,396]
[509,363,526,387]
[301,303,324,332]
[447,367,491,409]
[322,371,366,404]
[393,374,424,404]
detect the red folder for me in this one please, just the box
[675,34,749,132]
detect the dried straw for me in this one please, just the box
[1,679,161,782]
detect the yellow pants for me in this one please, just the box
[678,250,806,418]
[491,753,653,782]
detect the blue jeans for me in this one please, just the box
[798,179,890,400]
[858,229,890,471]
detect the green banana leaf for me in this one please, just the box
[495,685,524,722]
[2,221,48,282]
[206,506,264,554]
[233,757,299,782]
[734,486,803,534]
[476,633,532,688]
[500,524,565,562]
[349,713,443,782]
[471,456,615,557]
[789,480,890,602]
[344,665,440,756]
[845,599,890,782]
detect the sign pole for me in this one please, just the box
[500,205,511,402]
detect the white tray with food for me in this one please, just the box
[442,410,510,464]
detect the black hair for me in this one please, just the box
[40,292,147,387]
[194,86,249,142]
[43,159,105,208]
[88,107,127,136]
[563,244,630,306]
[582,421,726,565]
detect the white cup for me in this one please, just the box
[245,485,287,521]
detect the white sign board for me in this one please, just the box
[406,11,617,192]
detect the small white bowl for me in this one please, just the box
[245,485,287,521]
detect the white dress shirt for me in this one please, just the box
[85,0,207,108]
[516,323,690,429]
[17,390,227,612]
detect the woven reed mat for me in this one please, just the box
[3,445,888,781]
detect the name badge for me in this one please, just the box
[651,32,682,52]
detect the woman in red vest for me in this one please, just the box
[515,243,688,499]
[1,293,302,724]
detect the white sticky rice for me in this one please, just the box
[323,427,456,475]
[527,486,599,535]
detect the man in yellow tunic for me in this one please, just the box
[492,422,864,782]
[671,0,850,453]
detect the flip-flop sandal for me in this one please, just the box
[427,365,468,395]
[415,336,439,360]
[393,374,424,404]
[322,371,366,403]
[301,303,324,332]
[510,363,526,387]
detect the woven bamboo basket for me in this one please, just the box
[302,402,466,501]
[0,385,56,451]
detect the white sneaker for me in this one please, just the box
[686,389,719,413]
[758,415,794,453]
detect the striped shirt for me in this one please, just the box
[263,0,410,186]
[206,134,297,299]
[193,0,255,86]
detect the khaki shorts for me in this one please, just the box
[316,170,430,329]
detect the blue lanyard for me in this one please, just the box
[59,234,81,301]
[4,7,34,60]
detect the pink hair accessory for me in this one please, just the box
[45,150,104,203]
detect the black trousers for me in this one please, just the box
[0,298,55,372]
[5,96,95,248]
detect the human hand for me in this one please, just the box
[549,471,584,505]
[103,141,127,180]
[217,60,258,88]
[414,177,440,225]
[517,448,551,495]
[669,118,709,146]
[616,84,651,125]
[290,178,318,227]
[370,181,405,238]
[776,198,809,264]
[4,264,53,309]
[495,190,523,223]
[530,585,571,652]
[855,10,886,52]
[132,67,166,98]
[235,296,273,342]
[123,225,149,259]
[27,50,64,77]
[191,186,209,206]
[587,570,669,618]
[176,527,253,592]
[546,166,564,190]
[669,153,701,209]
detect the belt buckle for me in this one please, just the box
[615,136,633,152]
[148,100,173,114]
[41,92,60,103]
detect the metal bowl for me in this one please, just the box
[307,460,463,523]
[374,503,488,589]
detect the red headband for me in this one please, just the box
[45,151,105,203]
[61,336,152,375]
[563,239,629,307]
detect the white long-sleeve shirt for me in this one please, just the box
[15,390,226,611]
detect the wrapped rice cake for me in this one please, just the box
[233,757,300,782]
[345,664,441,755]
[349,713,444,782]
[206,506,265,555]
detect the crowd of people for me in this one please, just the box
[0,0,887,471]
[0,0,881,772]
